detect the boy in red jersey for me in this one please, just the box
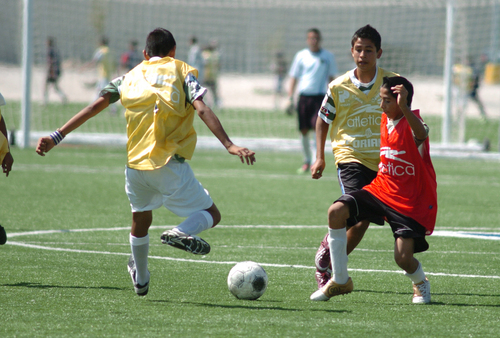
[310,76,437,304]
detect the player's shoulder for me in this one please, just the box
[0,92,5,107]
[379,67,399,78]
[329,71,351,87]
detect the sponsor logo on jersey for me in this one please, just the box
[379,147,415,176]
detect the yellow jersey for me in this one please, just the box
[120,57,199,170]
[321,67,398,171]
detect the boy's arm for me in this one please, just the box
[393,84,428,147]
[36,93,111,156]
[310,117,330,179]
[0,115,14,177]
[193,99,255,165]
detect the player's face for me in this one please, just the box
[380,87,403,120]
[351,38,382,71]
[307,32,321,52]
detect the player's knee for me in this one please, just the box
[327,202,349,228]
[207,204,221,226]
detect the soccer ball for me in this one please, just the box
[227,261,268,300]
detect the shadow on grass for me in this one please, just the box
[150,299,349,313]
[1,282,124,291]
[355,289,500,307]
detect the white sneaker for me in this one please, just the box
[412,278,431,304]
[127,255,149,296]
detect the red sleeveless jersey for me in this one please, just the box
[363,110,437,234]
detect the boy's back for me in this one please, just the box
[120,56,199,170]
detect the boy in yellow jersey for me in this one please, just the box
[311,25,397,289]
[36,28,256,296]
[0,91,14,244]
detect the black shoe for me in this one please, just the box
[160,229,211,255]
[0,225,6,245]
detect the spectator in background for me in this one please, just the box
[288,28,338,174]
[91,37,116,99]
[121,40,143,72]
[202,40,221,108]
[271,51,287,110]
[453,55,488,121]
[44,37,67,105]
[188,36,204,83]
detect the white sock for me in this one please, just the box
[175,210,213,236]
[301,133,312,165]
[328,228,349,285]
[405,261,426,284]
[129,234,150,285]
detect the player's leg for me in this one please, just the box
[394,237,430,304]
[128,210,152,295]
[158,160,215,255]
[125,167,160,296]
[310,200,353,301]
[297,95,312,173]
[53,80,68,104]
[314,163,379,288]
[389,210,431,304]
[0,224,7,245]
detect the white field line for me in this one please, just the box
[5,226,500,280]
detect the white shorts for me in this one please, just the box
[125,159,213,216]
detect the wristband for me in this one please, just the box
[50,129,65,145]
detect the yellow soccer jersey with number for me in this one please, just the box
[120,57,198,170]
[324,67,397,172]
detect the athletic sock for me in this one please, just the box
[175,210,214,236]
[328,228,349,285]
[405,261,426,284]
[301,133,312,165]
[129,234,150,286]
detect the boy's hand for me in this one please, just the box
[227,145,256,165]
[2,152,13,177]
[310,159,325,179]
[391,84,409,109]
[36,137,56,156]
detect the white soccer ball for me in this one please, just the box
[227,261,268,300]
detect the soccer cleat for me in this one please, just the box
[127,255,149,296]
[315,233,331,288]
[315,271,332,289]
[0,225,6,245]
[297,163,310,174]
[310,277,353,301]
[160,229,211,255]
[412,278,431,304]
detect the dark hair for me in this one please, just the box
[100,36,109,46]
[145,28,176,57]
[382,76,414,107]
[351,25,381,51]
[307,28,321,40]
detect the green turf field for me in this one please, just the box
[1,146,499,337]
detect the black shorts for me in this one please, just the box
[297,94,323,131]
[337,162,384,226]
[336,190,429,253]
